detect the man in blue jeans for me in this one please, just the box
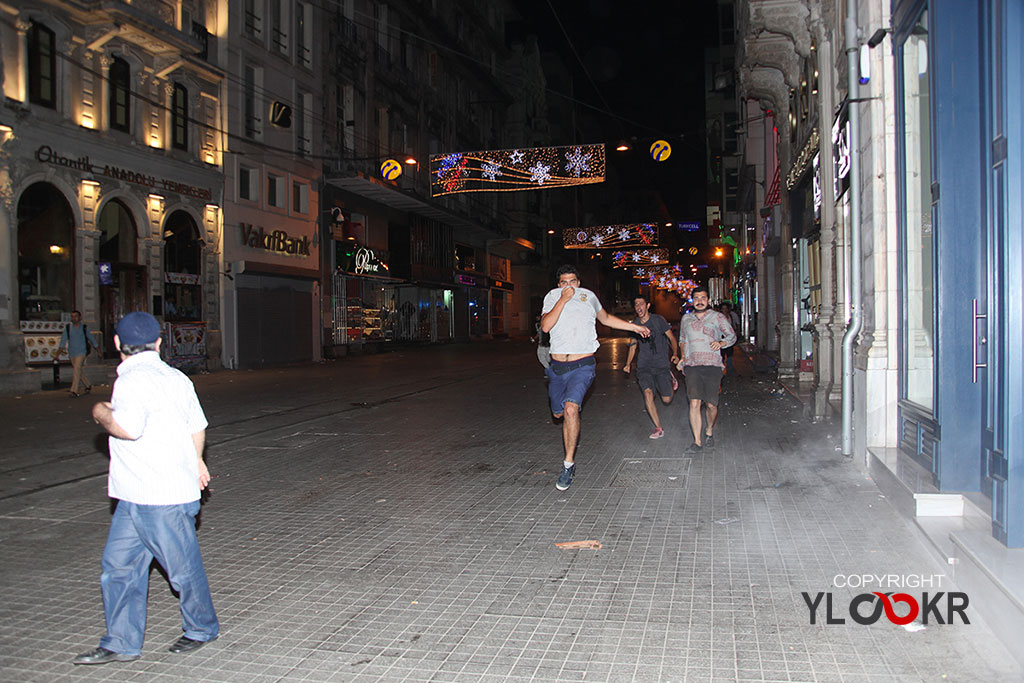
[74,312,218,665]
[541,265,650,490]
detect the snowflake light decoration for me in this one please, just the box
[612,249,669,268]
[561,223,661,249]
[430,144,604,196]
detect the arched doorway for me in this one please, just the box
[163,210,202,321]
[97,199,146,357]
[17,183,74,321]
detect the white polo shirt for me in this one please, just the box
[107,351,209,505]
[542,286,603,355]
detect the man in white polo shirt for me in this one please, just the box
[74,312,218,665]
[541,265,650,491]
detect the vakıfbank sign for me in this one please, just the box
[241,223,310,256]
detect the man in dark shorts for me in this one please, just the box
[623,295,679,439]
[675,287,736,452]
[541,265,650,490]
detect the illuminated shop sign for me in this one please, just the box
[241,223,311,256]
[336,243,388,274]
[488,278,515,291]
[455,274,479,287]
[832,101,851,199]
[677,221,701,232]
[35,145,212,200]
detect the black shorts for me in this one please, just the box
[637,367,673,397]
[684,365,723,405]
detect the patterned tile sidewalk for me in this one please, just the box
[0,339,1018,682]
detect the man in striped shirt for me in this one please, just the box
[74,312,218,665]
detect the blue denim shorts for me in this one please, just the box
[546,357,596,415]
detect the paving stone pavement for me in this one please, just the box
[0,338,1019,683]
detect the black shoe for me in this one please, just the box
[685,442,703,453]
[72,647,140,665]
[168,635,216,654]
[704,434,714,448]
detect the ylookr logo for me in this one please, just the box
[802,591,970,626]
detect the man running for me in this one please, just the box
[675,287,736,452]
[541,265,650,490]
[623,295,679,439]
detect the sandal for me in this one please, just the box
[83,385,92,394]
[69,391,80,398]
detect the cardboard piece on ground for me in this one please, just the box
[555,540,602,550]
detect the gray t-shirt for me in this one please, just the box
[630,313,672,368]
[542,287,603,355]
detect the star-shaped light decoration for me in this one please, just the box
[509,149,525,164]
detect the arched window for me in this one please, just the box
[163,210,203,321]
[97,199,137,263]
[109,57,130,132]
[172,83,188,150]
[17,183,74,320]
[97,200,145,357]
[28,21,56,107]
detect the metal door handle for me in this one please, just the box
[973,298,987,383]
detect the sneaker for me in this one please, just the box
[685,442,703,454]
[649,428,665,439]
[704,434,714,448]
[555,463,576,491]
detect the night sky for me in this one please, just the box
[509,1,718,224]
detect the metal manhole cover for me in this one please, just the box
[609,458,689,488]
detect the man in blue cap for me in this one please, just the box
[74,312,218,665]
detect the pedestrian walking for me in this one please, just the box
[541,265,650,490]
[719,302,740,375]
[675,287,737,452]
[622,295,680,439]
[54,310,101,397]
[73,312,218,665]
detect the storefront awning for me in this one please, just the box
[326,174,497,239]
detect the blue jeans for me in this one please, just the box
[546,357,596,415]
[99,500,218,655]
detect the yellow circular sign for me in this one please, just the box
[688,246,699,255]
[380,159,403,180]
[650,140,672,162]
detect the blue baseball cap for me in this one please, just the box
[116,312,162,345]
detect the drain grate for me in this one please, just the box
[609,458,689,488]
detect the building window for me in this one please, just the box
[296,92,312,157]
[27,22,56,108]
[267,173,283,207]
[270,0,288,54]
[296,1,312,67]
[899,9,934,410]
[455,244,476,272]
[292,181,308,214]
[171,83,188,150]
[109,57,130,132]
[244,64,261,138]
[244,0,263,38]
[239,166,257,201]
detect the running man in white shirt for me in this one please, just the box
[541,265,650,490]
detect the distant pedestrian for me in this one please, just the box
[54,310,100,397]
[675,287,736,452]
[719,302,740,375]
[74,312,218,666]
[623,295,679,439]
[541,265,650,490]
[534,314,551,369]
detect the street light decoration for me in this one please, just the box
[612,248,669,268]
[562,222,657,249]
[430,143,605,196]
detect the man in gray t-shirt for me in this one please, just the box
[623,295,679,439]
[541,265,650,491]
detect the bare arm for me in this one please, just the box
[624,340,637,373]
[666,329,680,364]
[540,287,574,332]
[193,430,211,490]
[596,309,651,337]
[92,401,138,441]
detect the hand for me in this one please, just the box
[559,285,575,301]
[676,360,685,371]
[633,324,651,338]
[670,355,679,365]
[198,459,211,490]
[623,365,631,374]
[710,341,722,351]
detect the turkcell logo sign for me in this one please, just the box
[678,221,701,231]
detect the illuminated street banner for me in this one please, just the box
[612,248,669,268]
[562,223,657,249]
[634,266,697,297]
[633,265,685,280]
[431,144,605,196]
